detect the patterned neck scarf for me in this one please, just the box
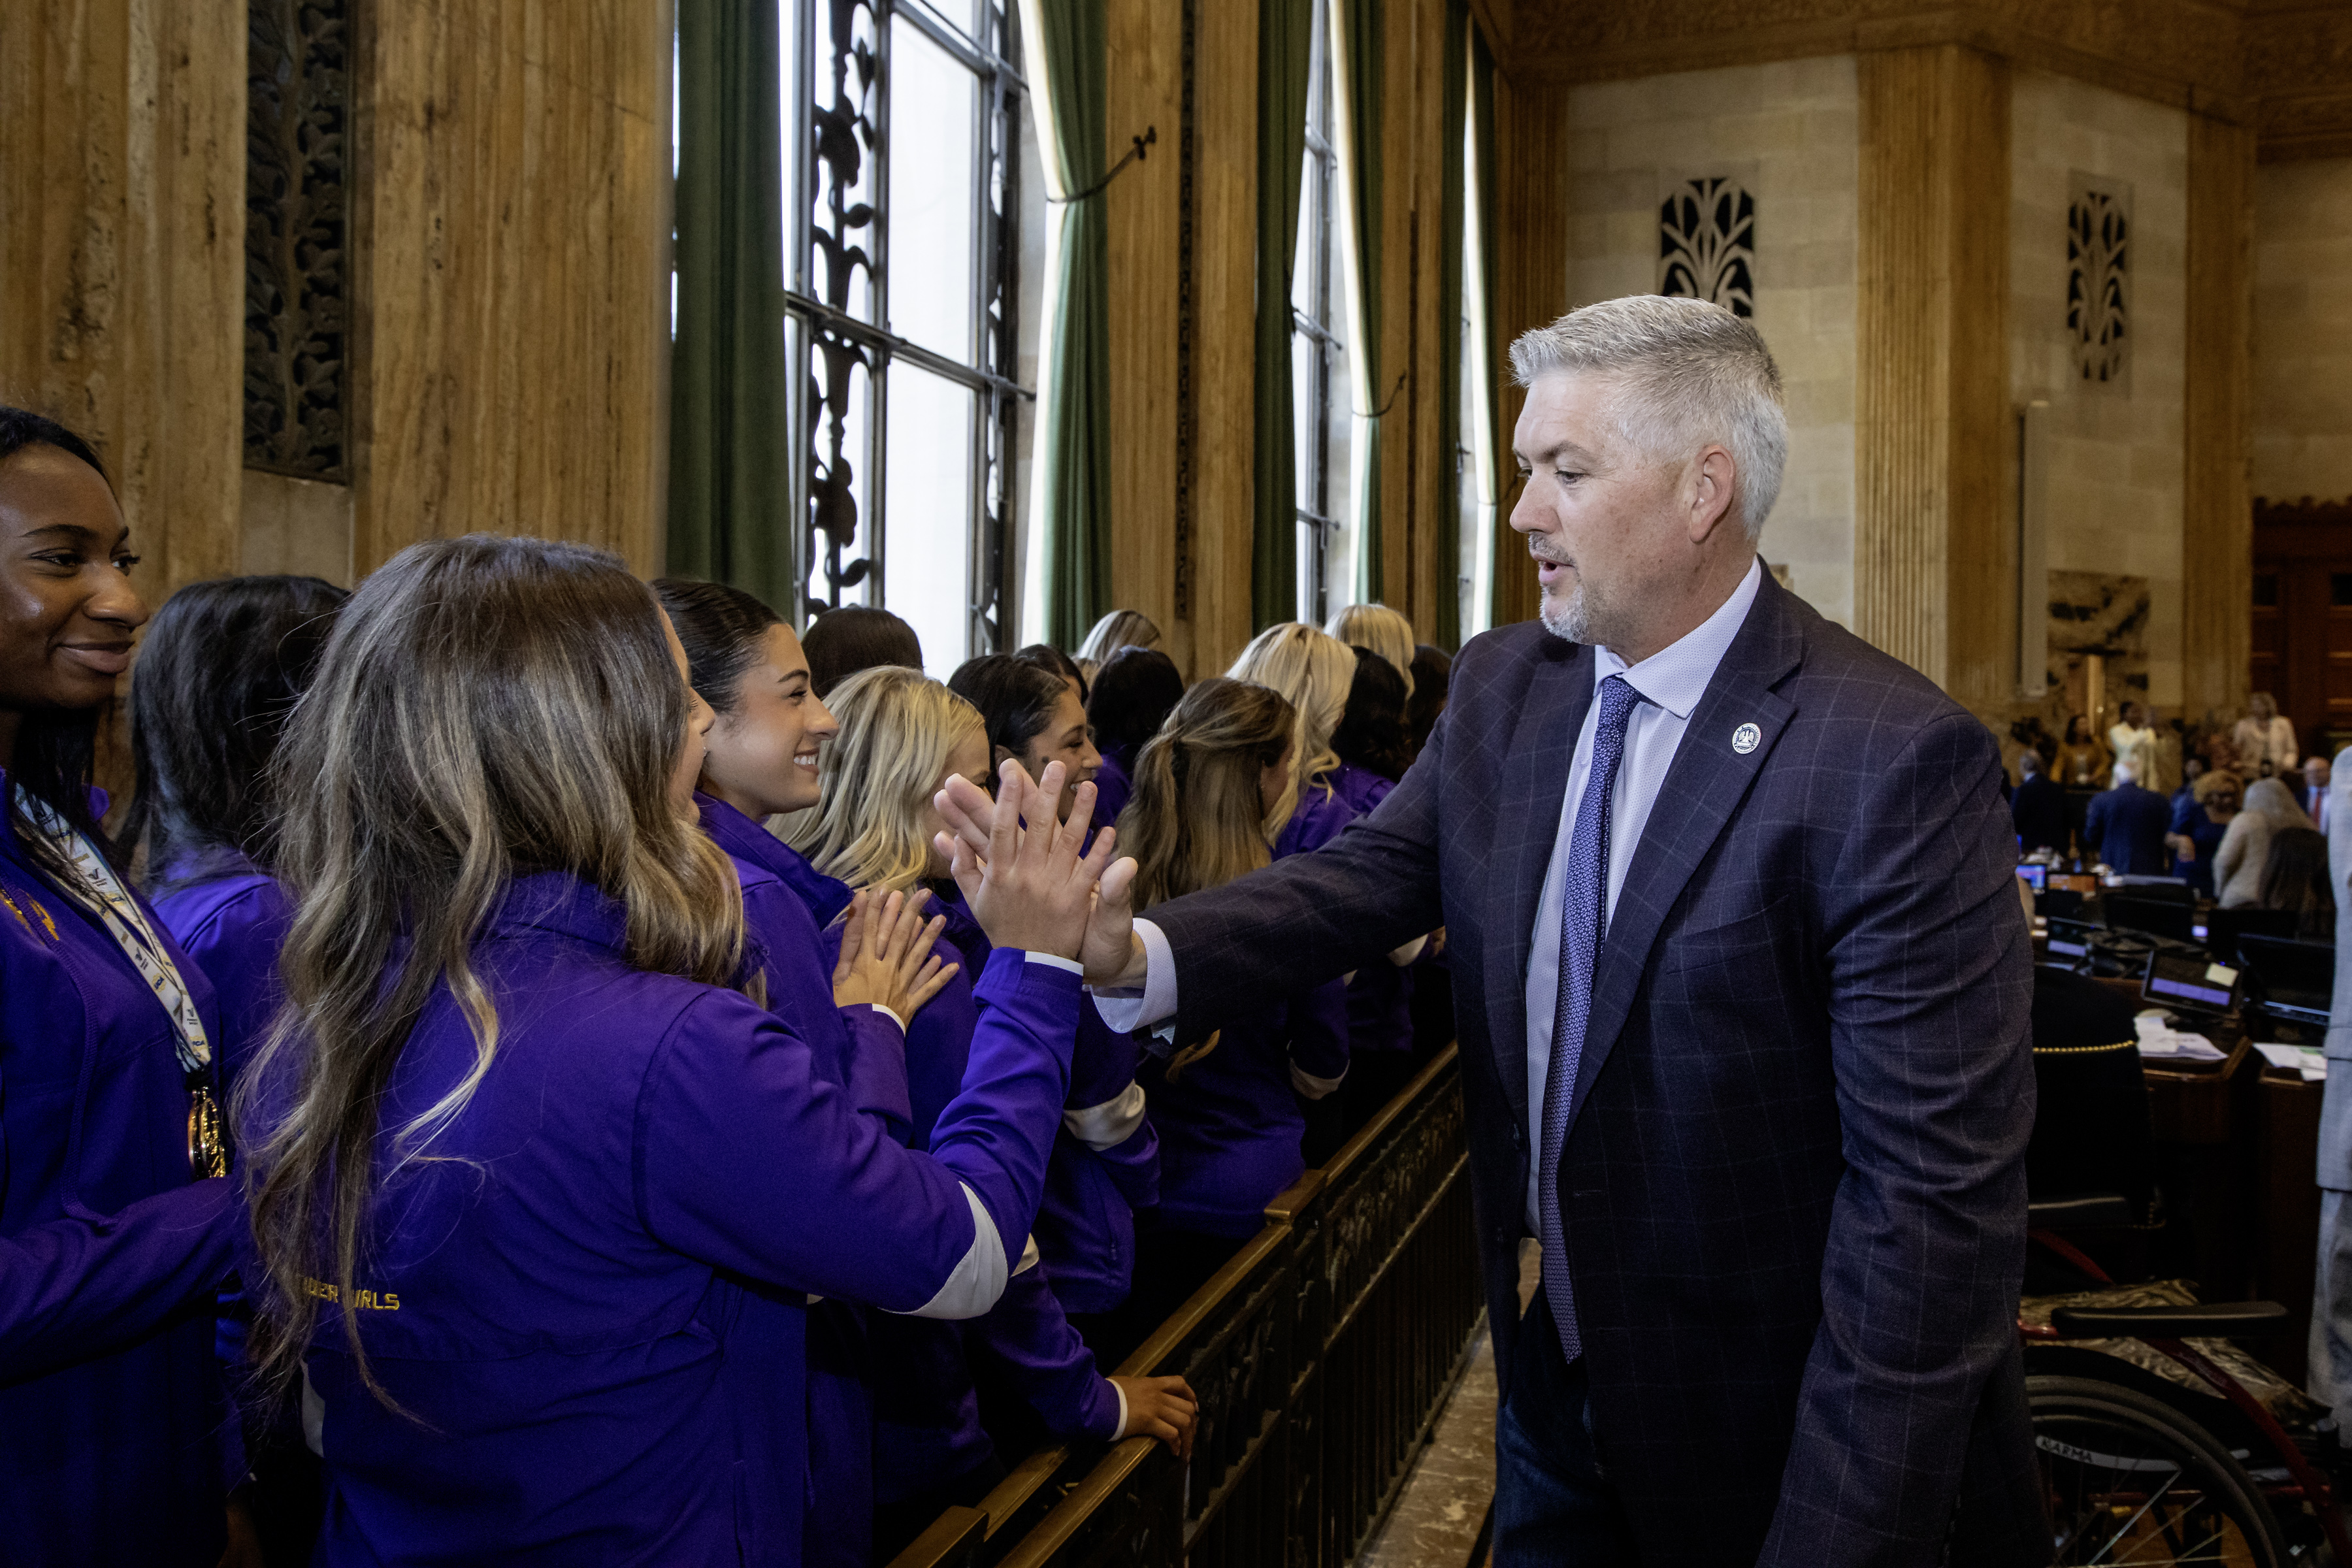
[17,791,223,1177]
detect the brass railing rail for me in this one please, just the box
[887,1046,1480,1568]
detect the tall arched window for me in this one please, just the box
[782,0,1041,672]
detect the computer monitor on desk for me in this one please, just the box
[2236,934,2336,1028]
[2106,893,2196,944]
[2204,907,2298,966]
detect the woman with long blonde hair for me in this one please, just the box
[235,534,1119,1567]
[1117,678,1350,1324]
[1227,621,1357,855]
[793,664,1191,1551]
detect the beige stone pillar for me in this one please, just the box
[1854,43,2011,708]
[2180,112,2255,728]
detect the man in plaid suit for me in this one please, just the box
[946,297,2046,1565]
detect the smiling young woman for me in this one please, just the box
[0,407,250,1566]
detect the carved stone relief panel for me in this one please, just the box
[2067,173,2132,387]
[244,0,350,482]
[1658,174,1756,318]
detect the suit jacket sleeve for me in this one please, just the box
[1146,694,1451,1043]
[1759,711,2034,1563]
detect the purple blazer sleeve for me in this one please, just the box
[0,1177,238,1385]
[964,1262,1121,1441]
[636,951,1079,1307]
[840,1004,915,1145]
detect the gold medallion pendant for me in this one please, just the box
[187,1077,228,1180]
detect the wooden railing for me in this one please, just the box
[889,1045,1482,1568]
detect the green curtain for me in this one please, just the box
[1030,0,1114,650]
[1433,0,1467,650]
[1251,0,1315,631]
[1470,21,1506,633]
[1337,0,1384,607]
[668,0,792,612]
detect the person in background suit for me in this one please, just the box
[2012,747,2068,855]
[2305,753,2332,835]
[937,295,2042,1565]
[2082,753,2172,874]
[2312,745,2352,1426]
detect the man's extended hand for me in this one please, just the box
[933,768,1146,987]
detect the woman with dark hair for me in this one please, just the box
[2258,825,2337,939]
[235,534,1117,1565]
[1116,679,1349,1324]
[792,667,1190,1554]
[656,578,962,1568]
[1086,646,1184,829]
[1015,641,1088,704]
[1331,646,1413,799]
[951,652,1101,826]
[127,576,348,1077]
[1326,649,1426,1128]
[802,604,924,698]
[0,407,245,1563]
[1406,644,1450,760]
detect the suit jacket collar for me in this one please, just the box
[1562,569,1810,1132]
[1488,633,1591,1128]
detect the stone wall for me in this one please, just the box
[2009,69,2190,709]
[1560,56,1860,627]
[2254,156,2352,505]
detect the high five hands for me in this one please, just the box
[932,759,1136,964]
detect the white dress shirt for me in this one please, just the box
[1518,559,1761,1228]
[1099,559,1766,1237]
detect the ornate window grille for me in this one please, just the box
[1658,175,1756,319]
[2066,174,2131,387]
[1290,0,1350,627]
[784,0,1028,670]
[244,0,351,482]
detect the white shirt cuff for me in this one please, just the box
[869,1004,906,1034]
[1092,919,1177,1032]
[1291,1062,1346,1101]
[1024,952,1084,975]
[1064,1081,1148,1149]
[1110,1378,1129,1440]
[891,1184,1009,1320]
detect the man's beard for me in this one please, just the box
[1540,573,1597,644]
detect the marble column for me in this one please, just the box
[1854,43,2011,708]
[2181,112,2256,728]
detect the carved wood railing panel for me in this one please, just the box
[906,1049,1479,1568]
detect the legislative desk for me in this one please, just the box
[2061,968,2324,1386]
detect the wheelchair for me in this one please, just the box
[2021,964,2351,1563]
[2024,1193,2347,1565]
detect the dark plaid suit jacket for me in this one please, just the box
[1145,572,2047,1565]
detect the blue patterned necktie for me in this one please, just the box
[1539,673,1646,1364]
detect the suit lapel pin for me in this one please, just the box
[1731,722,1761,755]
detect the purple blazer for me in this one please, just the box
[696,794,903,1568]
[0,785,240,1567]
[1092,747,1135,831]
[699,794,906,1118]
[923,882,1156,1311]
[150,849,290,1091]
[825,887,1124,1501]
[254,872,1081,1567]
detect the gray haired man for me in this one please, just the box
[940,295,2047,1565]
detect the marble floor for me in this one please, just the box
[1354,1244,1538,1568]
